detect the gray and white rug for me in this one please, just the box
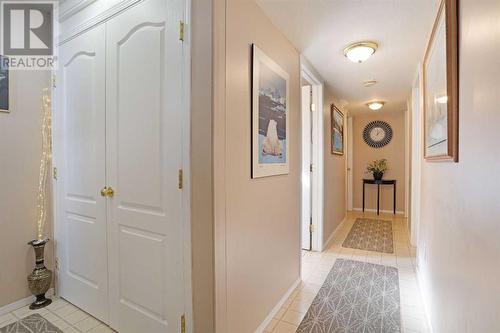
[297,259,401,333]
[0,314,62,333]
[342,218,394,253]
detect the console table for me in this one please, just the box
[362,179,396,215]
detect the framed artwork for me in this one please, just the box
[423,0,458,161]
[0,56,9,113]
[251,44,290,178]
[331,104,344,155]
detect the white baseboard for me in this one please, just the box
[352,208,405,215]
[415,266,434,333]
[254,278,301,333]
[321,215,348,251]
[0,288,55,316]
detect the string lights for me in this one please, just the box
[35,88,52,240]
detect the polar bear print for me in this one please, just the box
[262,119,283,156]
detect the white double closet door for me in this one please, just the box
[55,0,187,332]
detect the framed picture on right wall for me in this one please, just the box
[423,0,459,162]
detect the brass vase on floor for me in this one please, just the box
[27,238,52,309]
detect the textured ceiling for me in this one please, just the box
[256,0,438,115]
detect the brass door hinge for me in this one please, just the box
[52,74,56,88]
[180,314,186,333]
[179,20,185,41]
[55,257,60,271]
[178,169,183,189]
[53,167,58,180]
[310,164,313,172]
[309,223,315,233]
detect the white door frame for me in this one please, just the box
[300,58,324,252]
[347,116,353,211]
[410,64,423,246]
[300,85,313,250]
[52,0,193,330]
[405,105,411,218]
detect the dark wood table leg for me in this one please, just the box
[393,182,396,214]
[377,183,380,215]
[362,182,365,212]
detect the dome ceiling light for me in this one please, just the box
[367,101,385,111]
[344,41,378,63]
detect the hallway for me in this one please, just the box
[265,212,428,333]
[1,0,499,332]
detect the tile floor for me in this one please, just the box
[263,211,430,333]
[0,211,428,333]
[0,298,113,333]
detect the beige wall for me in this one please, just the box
[352,112,406,213]
[190,0,214,331]
[417,0,500,331]
[323,92,347,243]
[219,0,301,331]
[0,70,52,307]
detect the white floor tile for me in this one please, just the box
[51,319,71,330]
[281,309,305,326]
[263,318,279,332]
[40,311,60,324]
[73,316,101,332]
[64,309,89,324]
[0,313,16,326]
[272,320,298,333]
[53,304,79,318]
[87,324,114,333]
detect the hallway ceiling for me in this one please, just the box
[256,0,438,115]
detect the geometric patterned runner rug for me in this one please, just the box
[296,259,401,333]
[342,218,394,253]
[0,314,63,333]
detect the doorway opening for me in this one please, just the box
[300,60,324,252]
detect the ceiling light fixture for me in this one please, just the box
[344,41,378,63]
[367,101,385,111]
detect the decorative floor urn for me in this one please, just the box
[27,238,52,309]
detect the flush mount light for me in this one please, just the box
[363,80,378,87]
[367,101,385,110]
[344,41,378,63]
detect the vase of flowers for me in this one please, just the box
[366,159,388,181]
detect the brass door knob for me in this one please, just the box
[100,187,114,197]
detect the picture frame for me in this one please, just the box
[331,104,344,155]
[0,56,10,113]
[251,44,290,178]
[423,0,458,162]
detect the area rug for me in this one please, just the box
[296,259,401,333]
[0,314,63,333]
[342,218,394,253]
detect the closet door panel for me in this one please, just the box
[105,0,185,332]
[115,25,163,213]
[57,24,108,323]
